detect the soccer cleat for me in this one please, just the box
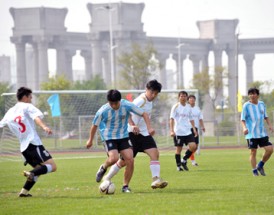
[252,169,259,176]
[181,162,189,171]
[19,193,32,197]
[96,165,107,182]
[23,171,34,182]
[151,177,168,189]
[192,162,198,166]
[121,186,131,193]
[177,167,184,171]
[257,166,266,176]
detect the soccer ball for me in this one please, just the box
[99,180,115,194]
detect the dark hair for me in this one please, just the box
[247,87,259,95]
[146,79,162,92]
[17,87,32,101]
[188,94,196,100]
[107,89,121,102]
[178,91,188,97]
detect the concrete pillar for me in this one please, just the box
[12,38,27,88]
[243,53,255,92]
[226,48,237,107]
[80,50,92,80]
[189,54,201,75]
[157,53,169,89]
[91,40,103,77]
[213,46,224,105]
[56,43,67,76]
[175,53,186,89]
[65,50,76,81]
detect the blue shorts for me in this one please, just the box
[247,136,272,149]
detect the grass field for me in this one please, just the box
[1,148,274,215]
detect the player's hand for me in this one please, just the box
[243,128,248,135]
[86,140,93,149]
[170,131,175,137]
[44,126,52,135]
[132,125,140,135]
[148,128,155,136]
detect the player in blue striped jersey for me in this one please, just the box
[86,89,155,187]
[241,87,273,176]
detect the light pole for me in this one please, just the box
[97,5,116,87]
[176,43,185,88]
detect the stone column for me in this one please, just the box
[226,48,237,108]
[56,42,67,76]
[157,53,169,89]
[80,50,92,80]
[189,54,201,75]
[213,46,224,105]
[91,40,103,77]
[12,37,27,88]
[201,53,209,73]
[175,53,186,88]
[65,50,76,81]
[243,53,255,93]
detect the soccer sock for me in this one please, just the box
[190,153,195,161]
[183,149,193,161]
[150,160,160,178]
[175,154,181,167]
[22,180,36,192]
[104,163,121,180]
[257,161,265,168]
[31,165,49,176]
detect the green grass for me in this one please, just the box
[1,148,274,215]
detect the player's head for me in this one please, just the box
[17,87,32,102]
[145,79,162,101]
[178,91,188,103]
[247,87,259,95]
[107,89,121,110]
[188,94,196,106]
[178,91,188,98]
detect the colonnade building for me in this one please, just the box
[9,2,274,108]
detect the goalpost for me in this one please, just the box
[0,89,198,160]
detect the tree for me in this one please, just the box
[72,75,106,90]
[117,42,161,89]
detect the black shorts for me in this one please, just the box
[191,127,199,144]
[22,144,52,167]
[247,136,272,149]
[103,138,132,153]
[129,132,157,157]
[173,134,195,147]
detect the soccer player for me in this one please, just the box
[0,87,57,197]
[241,87,273,176]
[186,95,205,166]
[170,91,197,171]
[103,80,168,191]
[86,89,155,193]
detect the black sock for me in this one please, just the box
[23,180,36,191]
[31,165,48,176]
[183,150,193,161]
[175,154,181,167]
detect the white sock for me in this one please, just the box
[45,164,53,173]
[150,160,160,179]
[20,188,28,195]
[104,163,121,180]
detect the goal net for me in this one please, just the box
[0,89,198,161]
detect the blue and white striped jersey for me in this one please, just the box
[93,99,144,140]
[241,100,268,139]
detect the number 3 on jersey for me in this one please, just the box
[14,116,26,133]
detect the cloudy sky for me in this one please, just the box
[1,0,274,93]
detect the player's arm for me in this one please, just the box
[86,124,98,149]
[142,112,155,136]
[241,120,248,135]
[190,119,197,137]
[265,117,273,133]
[169,118,175,137]
[199,119,205,132]
[128,115,140,135]
[34,116,52,135]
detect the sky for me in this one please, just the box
[1,0,274,94]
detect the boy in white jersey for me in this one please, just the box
[103,80,168,192]
[86,89,154,193]
[187,95,205,166]
[170,91,197,171]
[0,87,57,197]
[241,87,273,176]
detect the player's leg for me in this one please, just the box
[120,148,134,192]
[103,159,126,181]
[247,139,259,176]
[257,138,273,176]
[190,131,199,166]
[174,136,183,171]
[181,135,197,171]
[145,148,168,189]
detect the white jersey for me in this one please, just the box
[190,106,203,129]
[0,102,44,152]
[128,93,152,136]
[170,102,193,136]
